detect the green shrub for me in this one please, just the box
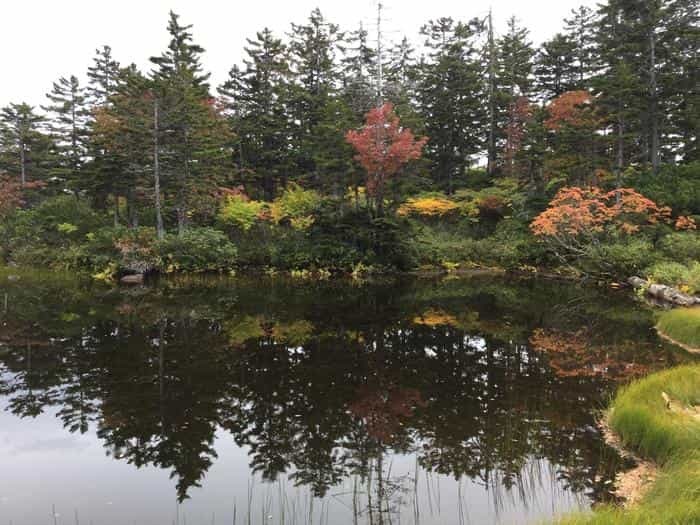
[630,162,700,216]
[155,228,237,273]
[658,232,700,263]
[0,195,108,266]
[218,195,265,231]
[645,261,700,294]
[583,239,659,278]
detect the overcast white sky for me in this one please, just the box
[0,0,599,108]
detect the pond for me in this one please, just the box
[0,273,691,525]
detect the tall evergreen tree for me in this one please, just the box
[287,9,344,189]
[564,6,598,86]
[42,75,90,190]
[417,18,486,193]
[87,45,121,107]
[341,23,377,120]
[150,11,228,233]
[493,17,535,174]
[219,29,291,200]
[85,45,123,213]
[535,34,579,99]
[0,103,48,186]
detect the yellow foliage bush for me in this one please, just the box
[398,196,458,217]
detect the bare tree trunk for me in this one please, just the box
[487,9,497,176]
[154,99,164,240]
[649,28,659,174]
[177,128,191,236]
[19,145,26,187]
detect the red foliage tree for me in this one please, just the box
[544,90,596,131]
[346,103,427,215]
[0,175,44,219]
[503,96,533,176]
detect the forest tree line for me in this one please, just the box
[0,1,698,281]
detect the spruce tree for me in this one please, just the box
[341,23,377,120]
[287,8,344,189]
[150,11,227,233]
[87,45,121,107]
[535,34,579,99]
[85,45,122,213]
[219,29,291,200]
[0,103,49,186]
[564,6,597,86]
[493,16,535,175]
[42,75,90,191]
[417,18,486,193]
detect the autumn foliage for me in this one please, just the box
[503,96,533,176]
[0,175,44,219]
[531,186,673,239]
[346,103,427,214]
[397,195,458,218]
[544,90,597,131]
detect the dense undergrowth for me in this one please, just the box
[0,163,698,286]
[557,365,700,524]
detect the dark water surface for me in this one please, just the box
[0,273,690,525]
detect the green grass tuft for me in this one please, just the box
[657,308,700,350]
[554,365,700,524]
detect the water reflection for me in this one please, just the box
[0,274,690,524]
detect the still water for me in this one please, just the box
[0,273,689,525]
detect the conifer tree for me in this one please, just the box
[417,18,486,193]
[150,11,228,233]
[0,103,48,186]
[85,45,122,213]
[341,23,376,120]
[493,17,535,174]
[564,6,597,86]
[43,75,90,191]
[87,45,121,107]
[535,34,579,99]
[287,8,344,188]
[219,29,290,200]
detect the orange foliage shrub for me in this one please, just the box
[531,186,671,239]
[675,216,697,231]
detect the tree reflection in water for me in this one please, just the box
[0,274,691,522]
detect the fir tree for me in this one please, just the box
[417,18,486,193]
[287,8,344,188]
[535,34,579,100]
[0,103,49,186]
[43,75,90,190]
[219,29,290,200]
[150,11,226,233]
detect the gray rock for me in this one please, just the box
[647,283,699,306]
[120,274,144,285]
[628,276,646,289]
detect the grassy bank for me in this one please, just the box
[556,365,700,524]
[656,308,700,353]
